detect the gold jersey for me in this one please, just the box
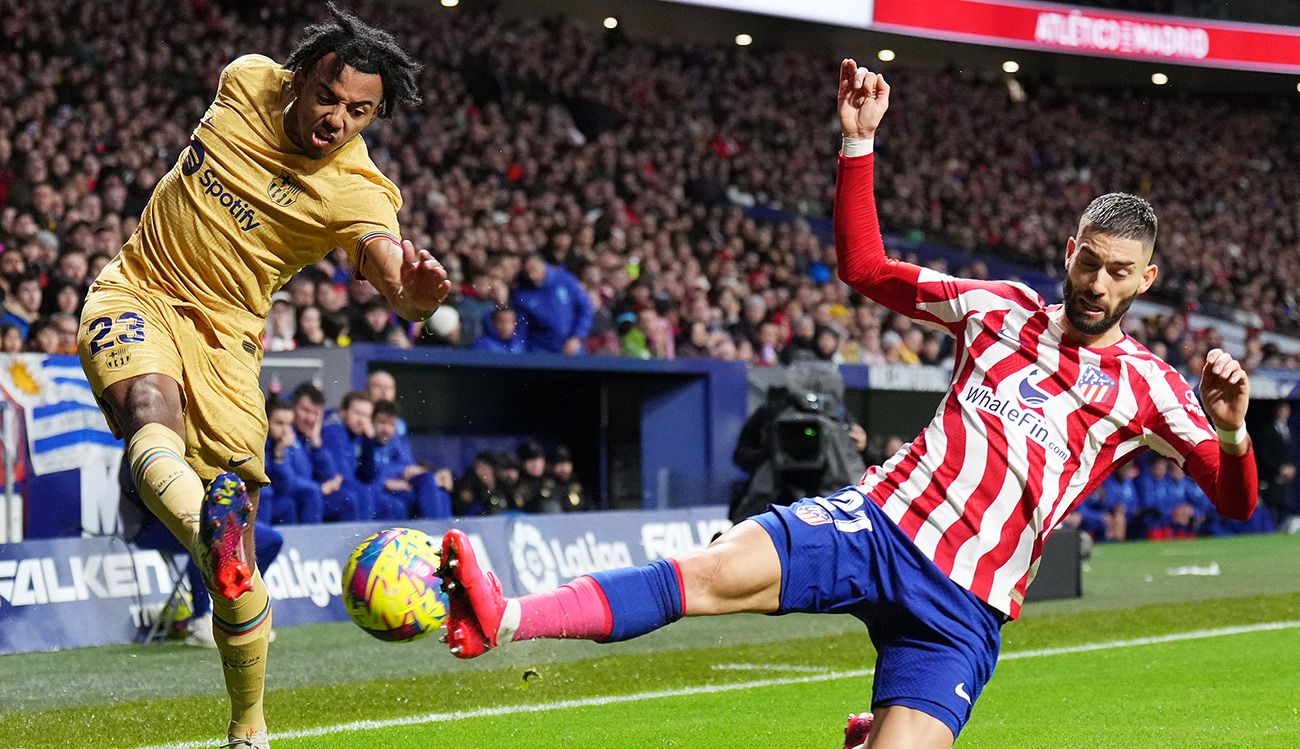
[92,54,402,343]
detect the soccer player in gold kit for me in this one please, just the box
[76,7,447,748]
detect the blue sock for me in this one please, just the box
[589,559,685,642]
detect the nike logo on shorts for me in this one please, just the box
[955,682,972,704]
[229,456,254,467]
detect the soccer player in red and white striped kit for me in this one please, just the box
[438,59,1259,748]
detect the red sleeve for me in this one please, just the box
[1183,440,1258,521]
[833,153,925,315]
[834,154,1041,331]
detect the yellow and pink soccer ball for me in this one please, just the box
[342,528,448,642]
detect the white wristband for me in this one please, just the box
[1215,423,1248,446]
[842,135,875,157]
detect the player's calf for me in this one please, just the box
[439,529,689,658]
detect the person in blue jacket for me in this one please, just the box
[1135,458,1183,540]
[290,383,346,515]
[471,305,527,354]
[263,399,325,524]
[321,391,377,521]
[510,253,592,354]
[360,400,453,519]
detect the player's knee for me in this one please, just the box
[679,530,779,614]
[117,377,184,436]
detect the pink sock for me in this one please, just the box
[512,576,612,642]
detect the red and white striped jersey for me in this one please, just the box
[834,153,1257,618]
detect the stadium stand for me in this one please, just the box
[0,0,1291,531]
[4,0,1300,373]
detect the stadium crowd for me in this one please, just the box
[2,0,1300,374]
[0,0,1293,532]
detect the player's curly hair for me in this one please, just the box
[284,2,423,118]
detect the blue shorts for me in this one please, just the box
[752,487,1004,738]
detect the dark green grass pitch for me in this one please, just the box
[1,534,1296,748]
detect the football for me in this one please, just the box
[342,528,449,642]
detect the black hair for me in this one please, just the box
[267,397,293,415]
[372,399,399,419]
[291,382,325,407]
[284,3,423,118]
[340,389,372,412]
[1078,193,1158,255]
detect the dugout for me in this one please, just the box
[346,345,747,510]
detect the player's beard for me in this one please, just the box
[1062,277,1138,337]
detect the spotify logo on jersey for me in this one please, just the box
[181,139,206,176]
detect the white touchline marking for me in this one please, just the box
[130,619,1300,749]
[712,663,832,674]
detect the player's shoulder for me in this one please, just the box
[1115,337,1191,391]
[218,54,287,97]
[1000,280,1045,310]
[325,140,403,212]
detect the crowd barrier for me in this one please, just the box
[0,506,731,655]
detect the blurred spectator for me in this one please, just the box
[512,253,592,355]
[26,317,60,353]
[366,369,407,436]
[2,271,42,338]
[360,400,452,519]
[459,271,509,346]
[264,399,325,525]
[549,445,591,511]
[1254,401,1297,526]
[1135,459,1181,540]
[294,305,333,348]
[264,292,296,352]
[0,323,24,353]
[321,391,376,521]
[289,383,346,520]
[494,452,525,511]
[472,306,526,353]
[453,452,505,516]
[676,320,712,359]
[515,440,561,513]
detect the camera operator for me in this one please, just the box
[729,361,867,522]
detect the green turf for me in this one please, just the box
[0,535,1296,748]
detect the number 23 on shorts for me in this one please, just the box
[87,312,147,356]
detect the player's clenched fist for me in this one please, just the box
[838,58,890,139]
[1201,348,1250,431]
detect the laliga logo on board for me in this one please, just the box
[510,522,559,593]
[510,522,635,594]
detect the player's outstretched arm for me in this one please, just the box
[362,238,453,322]
[833,59,925,314]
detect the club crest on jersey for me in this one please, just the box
[1017,369,1051,408]
[794,504,832,526]
[1078,366,1116,403]
[267,171,305,207]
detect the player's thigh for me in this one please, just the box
[173,316,269,489]
[79,289,186,437]
[676,519,782,615]
[866,705,954,749]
